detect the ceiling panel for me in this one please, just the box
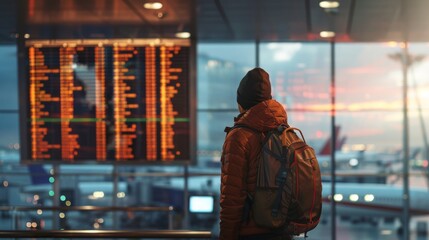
[1,0,429,44]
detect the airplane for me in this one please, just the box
[316,126,401,171]
[321,182,429,220]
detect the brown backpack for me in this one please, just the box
[239,124,322,236]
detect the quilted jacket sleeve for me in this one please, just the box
[219,129,250,240]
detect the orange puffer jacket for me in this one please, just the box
[219,99,288,240]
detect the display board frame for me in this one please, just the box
[18,38,196,165]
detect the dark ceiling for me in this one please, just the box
[0,0,429,44]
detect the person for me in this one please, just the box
[219,67,292,240]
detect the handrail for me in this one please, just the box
[0,205,176,230]
[0,230,212,238]
[0,205,174,212]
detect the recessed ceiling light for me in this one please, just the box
[319,1,340,9]
[175,32,191,39]
[320,31,335,38]
[144,2,163,10]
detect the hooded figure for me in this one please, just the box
[219,68,292,240]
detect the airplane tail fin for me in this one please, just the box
[28,164,50,185]
[319,126,343,155]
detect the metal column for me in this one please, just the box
[330,39,337,240]
[401,43,410,240]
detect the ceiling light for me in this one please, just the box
[144,2,163,10]
[175,32,191,39]
[319,1,340,9]
[320,31,335,38]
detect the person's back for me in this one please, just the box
[220,68,292,240]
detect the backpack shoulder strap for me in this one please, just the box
[284,126,306,143]
[225,124,259,134]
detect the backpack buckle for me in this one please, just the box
[271,208,279,217]
[277,125,286,133]
[275,171,287,185]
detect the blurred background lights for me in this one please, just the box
[333,194,343,202]
[320,31,336,38]
[143,2,163,9]
[364,194,375,202]
[319,1,340,9]
[92,191,104,199]
[349,194,359,202]
[349,158,359,167]
[93,222,100,229]
[175,32,191,39]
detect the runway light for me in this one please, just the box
[333,194,343,202]
[143,2,163,9]
[117,192,126,198]
[49,190,55,197]
[381,230,392,235]
[31,222,37,228]
[320,31,335,38]
[59,212,65,218]
[319,1,340,9]
[26,222,32,228]
[60,195,66,201]
[3,181,9,187]
[364,194,375,202]
[49,177,55,183]
[65,200,72,206]
[349,194,359,202]
[34,195,40,201]
[37,209,43,215]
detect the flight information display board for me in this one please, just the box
[21,39,192,163]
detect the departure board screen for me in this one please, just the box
[22,39,193,163]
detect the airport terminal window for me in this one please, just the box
[197,43,256,110]
[259,43,331,145]
[336,43,404,151]
[0,45,18,110]
[0,114,19,148]
[197,111,238,167]
[196,43,256,165]
[408,43,429,156]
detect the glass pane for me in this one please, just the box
[197,111,238,168]
[334,43,426,240]
[0,113,19,149]
[408,43,429,166]
[197,43,256,109]
[259,42,330,110]
[0,45,18,110]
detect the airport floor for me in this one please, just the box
[209,216,429,240]
[295,218,428,240]
[1,216,428,240]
